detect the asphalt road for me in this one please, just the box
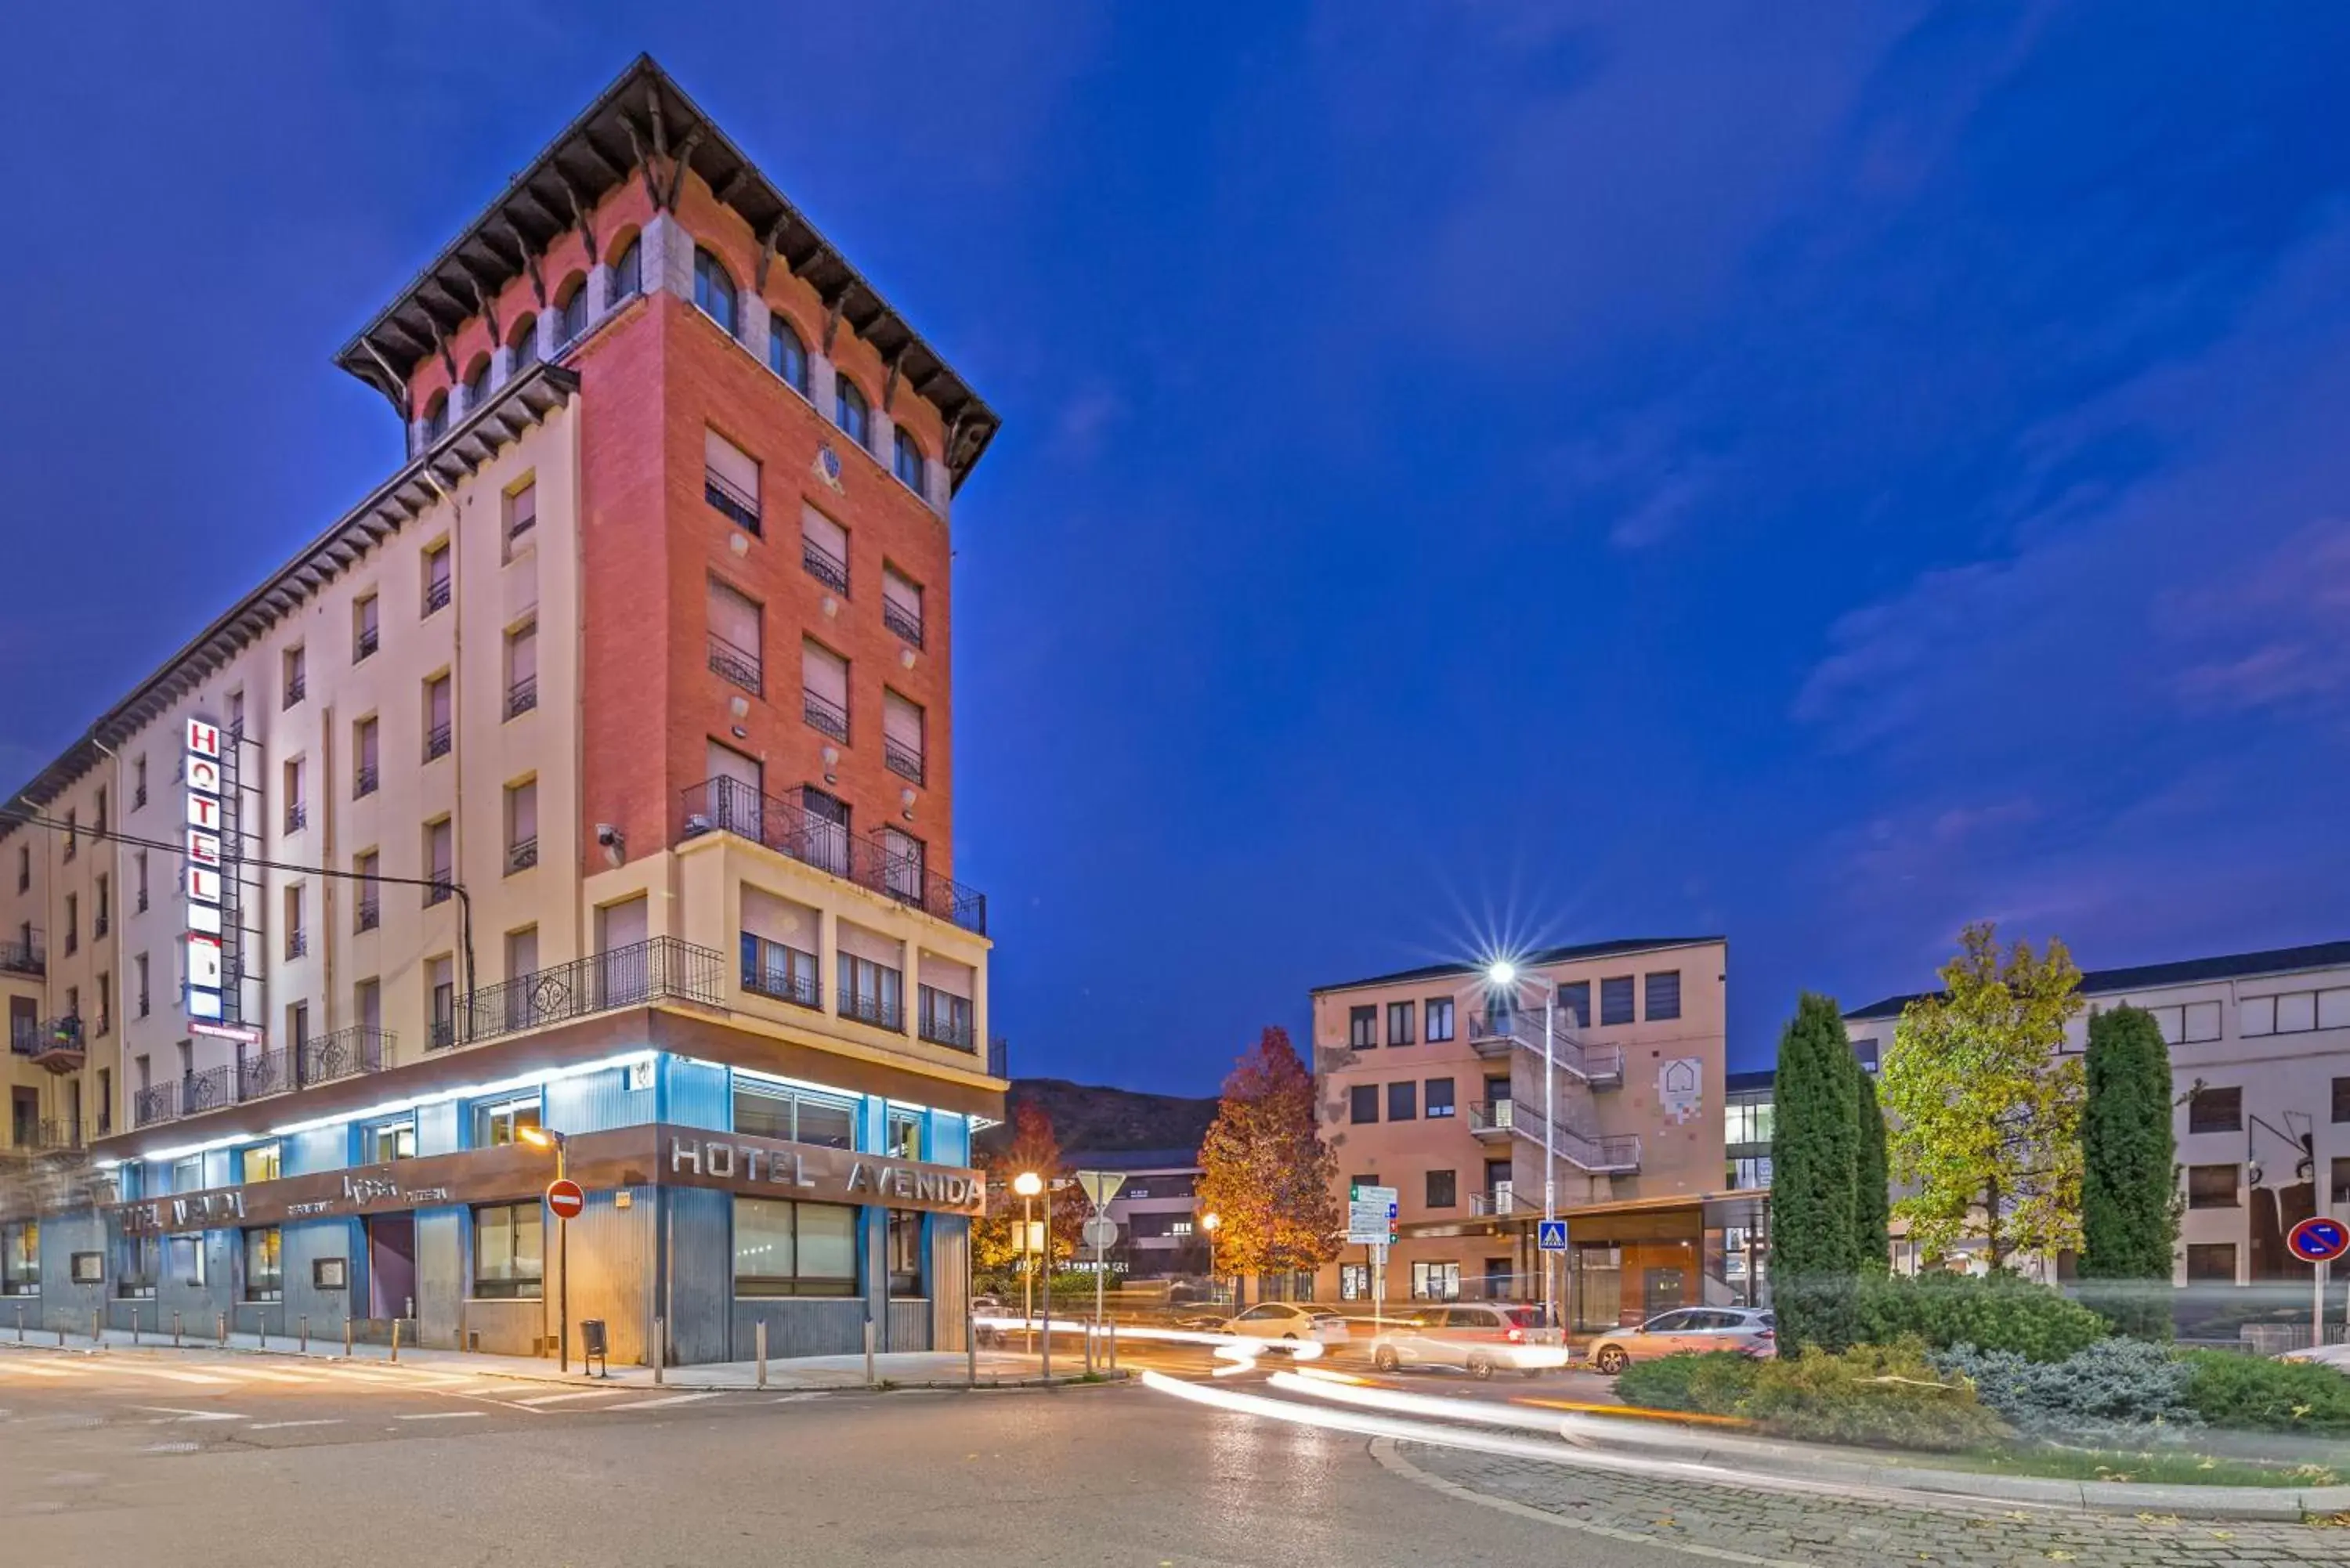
[0,1346,1685,1568]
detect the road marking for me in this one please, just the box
[601,1392,720,1411]
[129,1406,247,1422]
[396,1411,487,1420]
[0,1363,78,1378]
[514,1389,635,1406]
[248,1418,345,1430]
[106,1366,237,1386]
[214,1367,323,1384]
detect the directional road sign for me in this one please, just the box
[2287,1216,2350,1265]
[545,1179,586,1220]
[1537,1219,1569,1252]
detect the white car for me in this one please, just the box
[1371,1303,1568,1378]
[1587,1306,1777,1374]
[1221,1302,1354,1348]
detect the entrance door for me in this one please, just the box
[1642,1265,1688,1320]
[8,995,33,1053]
[367,1215,418,1321]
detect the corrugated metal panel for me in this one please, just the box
[413,1208,465,1349]
[932,1218,970,1351]
[416,1102,461,1157]
[661,1186,734,1364]
[33,1209,106,1337]
[284,1125,350,1176]
[557,1186,656,1365]
[734,1298,866,1359]
[547,1064,656,1135]
[201,1151,233,1189]
[669,1057,730,1131]
[930,1114,971,1165]
[280,1219,362,1335]
[464,1298,545,1357]
[886,1298,931,1351]
[155,1231,235,1334]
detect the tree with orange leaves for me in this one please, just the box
[973,1102,1086,1278]
[1196,1027,1343,1298]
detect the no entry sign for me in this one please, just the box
[2286,1216,2350,1266]
[545,1179,587,1220]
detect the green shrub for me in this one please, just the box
[1932,1338,2200,1443]
[1611,1352,1762,1415]
[1737,1342,2013,1452]
[2181,1350,2350,1435]
[1856,1272,2106,1362]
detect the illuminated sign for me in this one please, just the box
[184,717,226,1022]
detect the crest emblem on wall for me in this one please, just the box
[812,444,845,493]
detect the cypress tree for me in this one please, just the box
[2079,1005,2177,1339]
[1770,992,1862,1353]
[1853,1065,1890,1275]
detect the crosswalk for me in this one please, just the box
[0,1354,490,1393]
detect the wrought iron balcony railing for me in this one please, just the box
[285,802,308,833]
[917,996,974,1051]
[355,764,380,798]
[425,575,451,616]
[133,1080,177,1128]
[283,675,306,708]
[705,468,761,533]
[840,990,904,1032]
[506,838,539,874]
[238,1049,291,1102]
[181,1065,235,1117]
[883,736,925,786]
[356,625,379,661]
[881,597,924,649]
[802,688,849,743]
[679,777,989,935]
[301,1025,389,1086]
[0,932,42,977]
[707,633,762,695]
[425,879,453,907]
[285,930,308,960]
[356,896,381,933]
[432,937,726,1050]
[425,722,452,761]
[801,536,849,595]
[740,935,821,1010]
[505,677,538,720]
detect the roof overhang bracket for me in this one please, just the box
[559,175,599,260]
[713,165,750,206]
[882,344,908,414]
[359,338,412,421]
[502,219,548,306]
[754,218,789,291]
[822,286,851,355]
[461,273,501,348]
[662,128,703,211]
[622,118,659,209]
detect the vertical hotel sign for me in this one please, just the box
[184,718,227,1021]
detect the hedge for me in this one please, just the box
[1856,1271,2106,1362]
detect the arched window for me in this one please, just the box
[693,247,737,336]
[768,313,808,394]
[835,378,870,449]
[555,277,589,346]
[463,356,491,412]
[893,427,927,493]
[613,237,642,300]
[421,391,449,444]
[510,315,539,370]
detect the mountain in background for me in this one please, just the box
[977,1078,1220,1158]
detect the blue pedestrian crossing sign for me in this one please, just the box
[1538,1219,1568,1252]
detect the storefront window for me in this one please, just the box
[170,1154,203,1193]
[731,1082,855,1149]
[363,1118,416,1163]
[472,1202,544,1299]
[171,1234,207,1287]
[733,1196,859,1297]
[2,1221,39,1295]
[119,1234,160,1299]
[240,1141,282,1183]
[244,1227,283,1302]
[887,1209,924,1296]
[1409,1261,1460,1302]
[473,1095,543,1148]
[887,1109,924,1161]
[1339,1263,1369,1301]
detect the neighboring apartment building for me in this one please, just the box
[1845,938,2350,1288]
[1310,938,1747,1328]
[1058,1147,1207,1281]
[0,57,1005,1362]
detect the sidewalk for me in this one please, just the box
[0,1321,1112,1393]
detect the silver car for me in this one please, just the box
[1370,1303,1568,1378]
[1588,1306,1776,1374]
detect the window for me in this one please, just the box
[3,1221,38,1295]
[505,779,538,873]
[885,1108,924,1162]
[1410,1261,1461,1302]
[135,953,150,1018]
[472,1202,543,1300]
[1386,1000,1415,1046]
[1424,1078,1456,1118]
[692,247,738,334]
[733,1196,859,1297]
[1644,970,1682,1021]
[463,356,490,411]
[505,622,537,719]
[1426,1170,1457,1209]
[243,1227,284,1302]
[1348,1085,1379,1124]
[556,277,590,345]
[704,427,761,533]
[2242,988,2349,1036]
[732,1082,855,1148]
[473,1096,541,1148]
[170,1154,202,1194]
[802,639,850,742]
[1851,1037,1881,1074]
[283,758,306,833]
[423,542,451,616]
[801,504,851,594]
[708,579,763,692]
[834,377,870,448]
[2185,1243,2236,1284]
[893,426,926,493]
[362,1118,415,1164]
[134,851,148,912]
[353,716,380,797]
[2335,1077,2350,1125]
[284,883,306,959]
[1600,976,1635,1026]
[881,565,924,647]
[1386,1081,1417,1122]
[421,392,448,444]
[1348,1006,1376,1050]
[120,1234,160,1299]
[428,955,455,1047]
[94,874,110,935]
[1560,981,1592,1028]
[882,690,925,785]
[356,977,382,1039]
[2138,1000,2222,1046]
[1426,997,1455,1042]
[918,984,974,1049]
[63,894,77,954]
[838,949,904,1031]
[282,643,306,708]
[2187,1086,2242,1135]
[424,819,453,903]
[2186,1164,2240,1209]
[354,851,381,932]
[505,479,537,554]
[769,313,808,392]
[425,674,452,760]
[240,1142,282,1184]
[508,315,538,370]
[887,1209,924,1295]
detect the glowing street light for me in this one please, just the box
[515,1125,573,1371]
[1485,959,1518,988]
[1013,1171,1049,1375]
[1199,1211,1222,1306]
[1486,958,1560,1331]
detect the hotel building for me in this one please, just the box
[1846,938,2350,1289]
[1309,938,1759,1328]
[0,56,1005,1363]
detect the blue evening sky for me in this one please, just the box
[4,6,2347,1093]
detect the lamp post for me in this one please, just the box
[1199,1212,1221,1307]
[1488,959,1560,1331]
[518,1125,569,1371]
[1013,1171,1043,1355]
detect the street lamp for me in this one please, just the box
[1013,1170,1051,1378]
[1487,959,1559,1331]
[1199,1212,1221,1306]
[1013,1171,1043,1342]
[516,1125,572,1372]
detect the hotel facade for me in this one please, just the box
[1308,939,1760,1329]
[0,57,1005,1364]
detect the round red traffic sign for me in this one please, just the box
[545,1178,586,1220]
[2286,1216,2350,1265]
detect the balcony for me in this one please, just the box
[285,930,309,961]
[801,536,849,595]
[680,777,989,935]
[283,674,306,708]
[355,764,380,798]
[0,931,42,977]
[181,1064,236,1116]
[884,736,925,787]
[425,879,453,907]
[132,783,147,809]
[1470,1187,1517,1217]
[705,468,761,533]
[841,988,904,1032]
[8,1014,84,1073]
[356,625,379,662]
[300,1025,390,1086]
[285,802,308,833]
[741,936,821,1010]
[882,597,924,649]
[355,896,381,933]
[133,1080,176,1129]
[506,838,539,874]
[707,633,762,695]
[918,1003,974,1052]
[1467,1099,1517,1140]
[433,937,725,1050]
[20,1118,81,1153]
[92,909,110,940]
[425,722,452,761]
[425,575,451,616]
[802,688,849,743]
[1467,1010,1624,1088]
[1467,1100,1640,1174]
[237,1048,291,1102]
[505,677,538,720]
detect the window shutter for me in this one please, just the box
[704,428,760,500]
[709,581,761,652]
[802,641,848,706]
[509,626,537,684]
[883,691,924,752]
[801,504,848,562]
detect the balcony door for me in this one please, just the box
[801,786,851,879]
[706,740,763,842]
[596,897,649,1006]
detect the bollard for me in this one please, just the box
[755,1321,768,1389]
[59,1321,66,1347]
[1108,1319,1117,1375]
[300,1316,309,1355]
[863,1315,877,1388]
[258,1313,268,1352]
[653,1317,664,1385]
[217,1312,227,1349]
[174,1310,183,1348]
[967,1307,978,1388]
[1083,1321,1095,1376]
[390,1317,401,1364]
[92,1307,102,1344]
[343,1317,352,1357]
[132,1303,140,1346]
[1041,1302,1051,1384]
[16,1303,24,1342]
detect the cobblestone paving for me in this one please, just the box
[1393,1443,2350,1567]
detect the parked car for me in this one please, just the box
[1222,1302,1354,1347]
[1586,1307,1777,1374]
[1371,1303,1568,1379]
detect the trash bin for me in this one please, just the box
[579,1318,609,1377]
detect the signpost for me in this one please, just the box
[1538,1219,1568,1252]
[1075,1171,1127,1349]
[2287,1215,2349,1350]
[1348,1183,1397,1324]
[547,1177,584,1371]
